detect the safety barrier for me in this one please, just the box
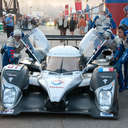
[45,35,84,46]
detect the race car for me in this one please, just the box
[0,28,119,119]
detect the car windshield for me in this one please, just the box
[46,56,80,73]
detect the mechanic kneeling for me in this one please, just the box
[1,29,24,67]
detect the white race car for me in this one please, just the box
[0,28,119,119]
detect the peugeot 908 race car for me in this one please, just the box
[0,28,119,119]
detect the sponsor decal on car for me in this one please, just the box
[100,112,114,117]
[50,79,64,88]
[0,109,14,114]
[51,79,64,85]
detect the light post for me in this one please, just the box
[0,0,3,16]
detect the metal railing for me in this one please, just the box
[45,35,84,46]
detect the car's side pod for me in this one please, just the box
[1,64,29,90]
[90,66,118,91]
[90,66,119,116]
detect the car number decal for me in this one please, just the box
[6,64,24,71]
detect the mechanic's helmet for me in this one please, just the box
[13,29,22,42]
[123,5,128,15]
[104,29,114,40]
[13,29,22,37]
[99,11,106,21]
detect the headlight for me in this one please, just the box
[95,80,115,112]
[2,81,22,109]
[3,88,17,105]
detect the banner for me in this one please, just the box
[105,0,128,3]
[85,4,90,21]
[70,7,72,14]
[75,0,82,11]
[65,4,69,16]
[105,0,128,27]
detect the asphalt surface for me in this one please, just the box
[0,26,128,128]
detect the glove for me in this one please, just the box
[13,53,21,58]
[93,16,99,22]
[105,8,109,15]
[108,13,112,18]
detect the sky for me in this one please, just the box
[19,0,102,17]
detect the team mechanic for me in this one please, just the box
[113,24,128,92]
[1,29,24,67]
[91,8,116,31]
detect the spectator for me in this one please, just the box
[31,17,39,28]
[5,13,14,38]
[24,16,29,29]
[120,5,128,27]
[84,18,92,33]
[78,16,86,35]
[2,14,6,32]
[69,16,77,35]
[58,15,68,35]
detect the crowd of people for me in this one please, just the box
[57,14,86,36]
[2,13,15,38]
[1,13,40,38]
[17,15,40,30]
[57,8,117,36]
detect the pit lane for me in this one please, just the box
[0,26,128,128]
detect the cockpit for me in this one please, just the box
[46,56,80,73]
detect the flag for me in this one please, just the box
[105,0,128,26]
[85,4,90,21]
[75,0,82,11]
[70,7,72,14]
[65,4,69,16]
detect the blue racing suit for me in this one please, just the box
[1,31,25,67]
[2,45,19,67]
[114,41,128,92]
[2,35,24,67]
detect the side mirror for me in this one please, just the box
[82,64,97,74]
